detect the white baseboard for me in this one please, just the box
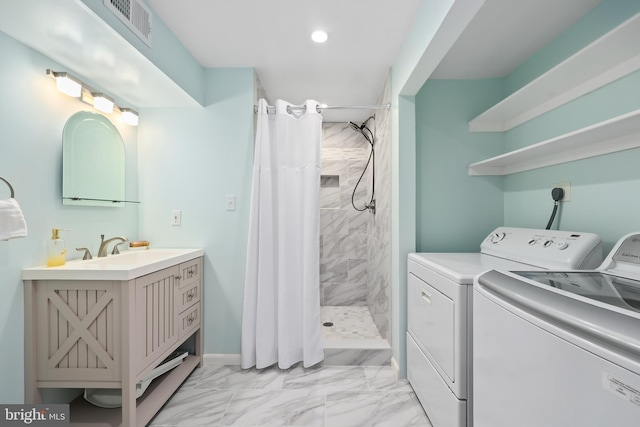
[203,353,241,366]
[203,353,400,371]
[391,356,401,377]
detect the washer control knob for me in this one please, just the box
[528,239,538,245]
[556,241,569,250]
[490,232,506,243]
[543,240,553,248]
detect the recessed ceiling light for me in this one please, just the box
[311,30,328,43]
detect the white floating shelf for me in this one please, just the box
[468,12,640,132]
[468,109,640,176]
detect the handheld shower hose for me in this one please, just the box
[348,115,376,214]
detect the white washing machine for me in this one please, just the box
[407,227,603,427]
[473,232,640,427]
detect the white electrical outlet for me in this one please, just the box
[552,182,571,202]
[226,195,236,211]
[171,210,182,225]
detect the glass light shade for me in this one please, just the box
[93,93,114,114]
[121,108,139,126]
[55,74,82,97]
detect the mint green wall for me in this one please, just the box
[137,68,254,355]
[392,0,456,90]
[415,79,505,252]
[414,0,640,255]
[0,27,252,401]
[390,0,484,377]
[80,0,206,105]
[391,0,449,378]
[506,0,640,95]
[68,2,255,360]
[0,32,139,403]
[503,0,640,253]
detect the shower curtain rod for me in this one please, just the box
[253,103,391,114]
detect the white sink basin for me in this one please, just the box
[22,248,204,281]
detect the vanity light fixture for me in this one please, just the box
[92,93,114,114]
[46,69,82,97]
[46,69,139,126]
[120,108,139,126]
[311,30,329,43]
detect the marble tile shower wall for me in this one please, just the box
[320,122,372,307]
[366,74,391,341]
[319,73,391,341]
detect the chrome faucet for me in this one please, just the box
[98,234,128,257]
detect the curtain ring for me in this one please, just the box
[0,176,15,198]
[286,105,307,115]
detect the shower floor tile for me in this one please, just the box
[321,306,382,340]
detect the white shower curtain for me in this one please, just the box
[241,98,324,369]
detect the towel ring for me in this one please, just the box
[0,176,15,198]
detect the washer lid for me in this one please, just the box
[515,271,640,314]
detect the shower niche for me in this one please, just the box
[320,175,340,188]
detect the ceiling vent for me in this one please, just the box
[103,0,152,47]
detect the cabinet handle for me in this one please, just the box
[175,275,182,280]
[187,315,195,325]
[187,291,194,301]
[421,291,431,304]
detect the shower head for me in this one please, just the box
[349,115,375,132]
[361,115,375,128]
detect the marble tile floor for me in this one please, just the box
[149,364,432,427]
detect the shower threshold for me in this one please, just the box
[320,306,391,366]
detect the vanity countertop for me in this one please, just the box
[22,248,204,281]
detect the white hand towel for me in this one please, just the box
[0,198,28,241]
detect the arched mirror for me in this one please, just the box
[62,111,132,207]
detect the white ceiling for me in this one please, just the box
[148,0,422,121]
[149,0,603,120]
[431,0,603,79]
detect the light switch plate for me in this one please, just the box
[171,210,182,225]
[226,195,236,211]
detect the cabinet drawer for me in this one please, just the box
[176,280,200,313]
[179,302,201,338]
[408,273,455,383]
[177,258,201,290]
[407,333,467,427]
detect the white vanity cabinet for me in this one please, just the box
[23,253,203,427]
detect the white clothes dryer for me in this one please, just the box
[407,227,603,427]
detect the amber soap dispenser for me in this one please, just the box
[47,228,67,267]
